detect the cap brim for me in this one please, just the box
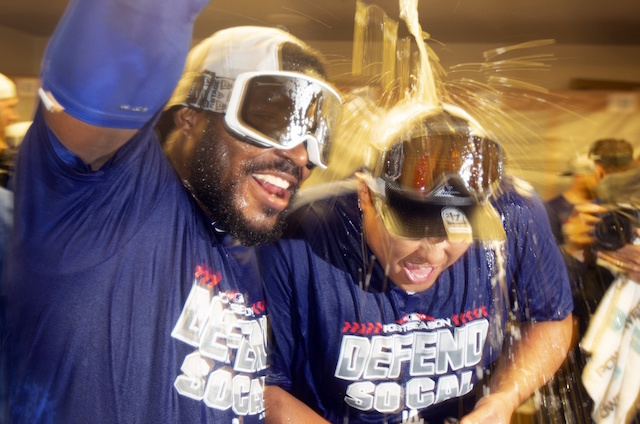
[373,191,506,242]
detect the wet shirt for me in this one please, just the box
[0,109,267,423]
[258,179,573,423]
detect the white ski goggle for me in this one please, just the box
[186,71,342,168]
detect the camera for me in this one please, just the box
[593,205,639,251]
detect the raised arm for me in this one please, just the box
[461,315,573,424]
[40,0,209,169]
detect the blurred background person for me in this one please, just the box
[0,73,19,187]
[559,138,636,331]
[545,153,596,246]
[1,121,31,188]
[546,138,634,253]
[561,138,634,259]
[577,166,640,423]
[539,139,639,424]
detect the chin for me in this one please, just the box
[232,215,285,246]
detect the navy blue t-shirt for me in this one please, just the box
[0,108,267,423]
[258,179,573,423]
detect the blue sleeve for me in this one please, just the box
[40,0,209,129]
[502,184,574,322]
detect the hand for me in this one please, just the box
[459,392,516,424]
[562,203,607,259]
[596,228,640,281]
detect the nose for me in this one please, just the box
[8,110,19,124]
[277,142,311,175]
[414,237,447,262]
[5,105,19,125]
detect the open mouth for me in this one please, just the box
[253,173,291,198]
[403,261,436,284]
[250,172,298,213]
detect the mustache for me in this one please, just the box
[246,158,303,186]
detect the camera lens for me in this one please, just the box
[594,209,635,251]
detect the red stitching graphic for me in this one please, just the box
[452,306,489,326]
[195,264,222,288]
[252,301,266,315]
[342,322,384,334]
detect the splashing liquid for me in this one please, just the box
[307,0,583,421]
[300,0,586,423]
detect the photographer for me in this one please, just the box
[559,139,635,331]
[563,158,640,423]
[561,138,635,262]
[538,139,637,423]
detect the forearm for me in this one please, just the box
[494,315,572,401]
[265,385,330,424]
[462,315,573,424]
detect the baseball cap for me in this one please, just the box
[0,73,16,100]
[166,26,343,169]
[559,153,595,176]
[167,26,310,109]
[366,103,506,241]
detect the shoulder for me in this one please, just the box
[492,176,548,223]
[544,194,572,213]
[283,180,360,238]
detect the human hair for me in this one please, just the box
[589,138,634,174]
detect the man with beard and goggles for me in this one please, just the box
[1,0,342,420]
[160,28,342,245]
[258,104,573,424]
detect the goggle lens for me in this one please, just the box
[384,133,503,199]
[229,73,342,168]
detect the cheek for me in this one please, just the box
[375,236,418,271]
[444,243,471,265]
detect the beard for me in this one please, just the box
[186,117,298,245]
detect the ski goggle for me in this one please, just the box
[365,133,505,241]
[380,132,504,201]
[220,71,342,169]
[365,106,503,201]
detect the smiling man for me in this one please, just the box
[0,0,341,421]
[258,104,573,424]
[159,30,341,244]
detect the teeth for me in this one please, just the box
[253,173,290,190]
[405,262,434,281]
[407,262,430,269]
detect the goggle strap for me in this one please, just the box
[301,135,327,169]
[185,71,234,113]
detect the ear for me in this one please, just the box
[593,163,605,181]
[355,172,374,210]
[173,107,201,138]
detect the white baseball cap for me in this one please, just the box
[0,73,17,100]
[167,26,309,110]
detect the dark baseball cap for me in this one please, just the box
[366,104,506,241]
